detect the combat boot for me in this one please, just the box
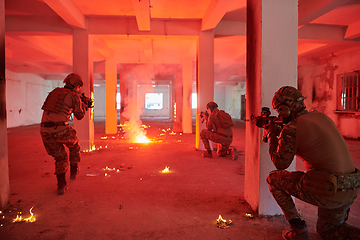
[70,164,79,180]
[202,150,213,158]
[56,174,67,195]
[283,219,312,240]
[230,147,238,160]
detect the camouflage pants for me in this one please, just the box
[267,170,359,239]
[200,129,232,155]
[40,126,81,175]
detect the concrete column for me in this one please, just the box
[119,72,128,124]
[173,70,183,132]
[73,28,95,151]
[245,0,298,216]
[196,31,214,150]
[105,57,117,134]
[182,58,193,134]
[0,0,9,211]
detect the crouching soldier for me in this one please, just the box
[40,73,86,195]
[200,101,238,160]
[265,86,360,240]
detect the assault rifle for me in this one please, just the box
[250,107,284,142]
[200,111,209,123]
[80,93,94,111]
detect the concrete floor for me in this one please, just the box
[0,118,359,240]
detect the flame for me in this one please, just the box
[161,166,170,173]
[13,207,36,223]
[216,215,232,229]
[134,133,151,143]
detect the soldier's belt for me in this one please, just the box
[41,122,68,128]
[303,169,360,196]
[218,133,232,138]
[335,168,360,192]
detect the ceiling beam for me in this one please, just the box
[344,20,360,39]
[298,24,347,41]
[201,0,245,31]
[43,0,86,29]
[131,0,151,31]
[214,21,246,37]
[88,17,201,36]
[5,16,72,35]
[298,0,352,26]
[93,38,114,59]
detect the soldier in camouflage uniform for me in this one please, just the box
[40,73,86,195]
[264,86,360,240]
[200,101,238,160]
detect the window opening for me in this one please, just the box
[145,93,163,109]
[338,72,359,111]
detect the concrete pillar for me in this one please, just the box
[119,72,128,125]
[196,31,214,150]
[245,0,298,216]
[182,58,193,134]
[73,28,95,151]
[0,0,9,211]
[105,57,117,134]
[173,70,183,132]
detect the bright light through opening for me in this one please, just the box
[117,93,121,110]
[145,93,163,109]
[192,93,197,109]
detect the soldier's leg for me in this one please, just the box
[212,135,232,158]
[41,132,69,175]
[64,126,81,179]
[317,199,360,240]
[266,170,303,220]
[200,129,213,157]
[267,170,313,240]
[41,132,68,194]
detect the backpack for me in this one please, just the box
[216,110,234,128]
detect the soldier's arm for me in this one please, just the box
[268,123,297,170]
[72,93,86,120]
[206,114,215,131]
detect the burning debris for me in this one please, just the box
[13,207,36,223]
[161,166,170,173]
[82,144,108,153]
[216,215,232,229]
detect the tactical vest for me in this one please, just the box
[41,88,73,113]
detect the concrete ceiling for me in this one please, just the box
[4,0,360,84]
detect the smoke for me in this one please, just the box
[119,63,181,142]
[121,100,143,142]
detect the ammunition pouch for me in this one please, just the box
[303,170,337,196]
[303,169,360,197]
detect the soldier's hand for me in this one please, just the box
[264,122,281,137]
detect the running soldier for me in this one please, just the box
[40,73,86,195]
[264,86,360,240]
[200,101,238,160]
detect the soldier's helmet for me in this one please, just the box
[272,86,304,110]
[63,73,83,89]
[206,101,218,111]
